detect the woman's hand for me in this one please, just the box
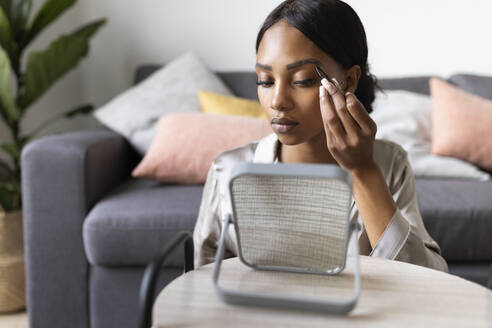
[319,78,396,248]
[318,78,378,176]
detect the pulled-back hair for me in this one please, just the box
[256,0,380,113]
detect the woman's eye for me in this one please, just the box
[294,78,317,86]
[256,78,317,88]
[256,80,274,87]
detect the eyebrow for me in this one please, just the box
[255,58,322,71]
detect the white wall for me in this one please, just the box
[2,0,492,141]
[351,0,492,77]
[80,0,492,108]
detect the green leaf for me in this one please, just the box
[64,103,93,118]
[0,6,13,55]
[0,100,9,126]
[0,180,21,211]
[72,17,106,39]
[0,142,20,162]
[18,135,28,147]
[21,0,76,49]
[0,0,34,43]
[10,0,32,41]
[0,46,20,123]
[20,18,106,110]
[0,157,13,176]
[21,35,85,109]
[0,1,11,22]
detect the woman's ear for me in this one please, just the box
[344,65,361,93]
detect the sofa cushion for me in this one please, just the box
[131,113,271,184]
[93,52,233,155]
[378,76,432,95]
[89,68,492,267]
[371,90,489,180]
[83,178,203,267]
[448,74,492,100]
[198,90,266,118]
[84,176,492,267]
[135,65,259,100]
[430,77,492,172]
[415,179,492,261]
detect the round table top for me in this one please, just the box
[153,256,492,328]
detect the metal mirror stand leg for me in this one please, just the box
[138,231,194,328]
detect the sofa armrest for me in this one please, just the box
[21,129,136,328]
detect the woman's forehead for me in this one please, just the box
[258,22,319,54]
[257,21,326,67]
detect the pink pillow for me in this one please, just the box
[132,113,272,183]
[430,77,492,171]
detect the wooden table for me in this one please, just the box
[153,256,492,327]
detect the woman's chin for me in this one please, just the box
[275,133,304,146]
[275,129,326,146]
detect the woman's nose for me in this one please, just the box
[270,83,292,111]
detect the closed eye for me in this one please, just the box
[294,78,317,86]
[256,78,318,88]
[256,80,273,87]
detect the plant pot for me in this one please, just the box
[0,208,25,313]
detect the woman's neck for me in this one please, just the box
[277,132,338,165]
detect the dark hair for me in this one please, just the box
[255,0,380,113]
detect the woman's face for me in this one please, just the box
[256,20,347,146]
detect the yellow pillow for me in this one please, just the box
[198,90,267,119]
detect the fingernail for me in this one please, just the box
[319,85,325,98]
[332,78,342,91]
[321,78,337,95]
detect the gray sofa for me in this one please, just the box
[22,66,492,328]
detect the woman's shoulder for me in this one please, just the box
[210,133,276,174]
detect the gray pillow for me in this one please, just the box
[93,51,233,154]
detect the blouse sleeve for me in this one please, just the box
[193,164,221,268]
[369,150,448,272]
[192,163,237,268]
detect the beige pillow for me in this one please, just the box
[430,78,492,171]
[132,113,272,184]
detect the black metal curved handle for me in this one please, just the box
[138,231,194,328]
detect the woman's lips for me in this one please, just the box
[271,117,299,133]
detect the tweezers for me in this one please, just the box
[315,65,344,91]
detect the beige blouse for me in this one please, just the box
[193,133,448,272]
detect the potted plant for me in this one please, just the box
[0,0,105,313]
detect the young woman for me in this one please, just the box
[193,0,447,272]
